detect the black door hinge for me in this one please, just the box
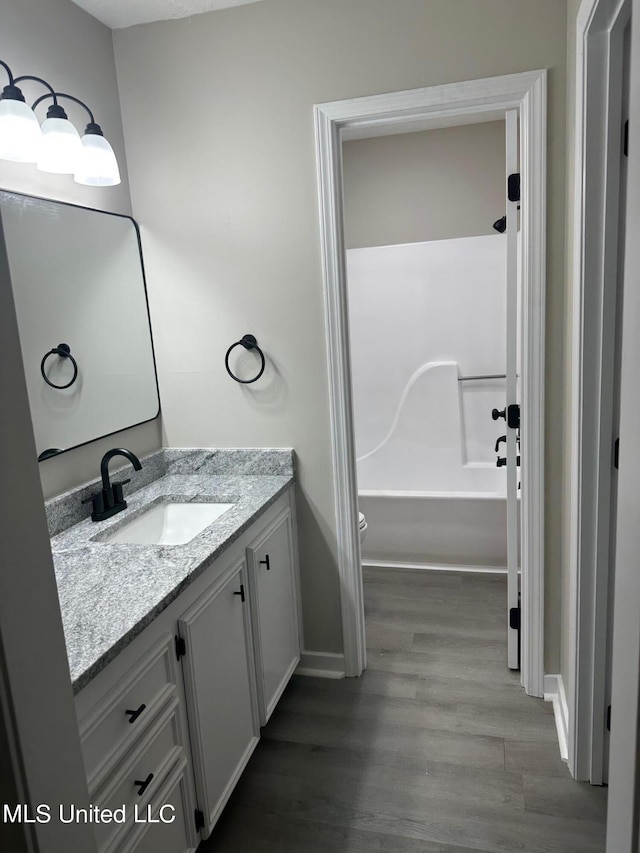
[175,635,186,660]
[510,599,522,672]
[508,173,521,202]
[194,808,205,831]
[509,606,521,630]
[233,583,246,603]
[624,120,629,157]
[614,437,619,470]
[607,704,612,732]
[507,403,520,429]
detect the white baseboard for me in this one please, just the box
[362,559,507,574]
[544,674,569,762]
[295,650,345,679]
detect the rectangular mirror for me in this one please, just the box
[0,190,160,461]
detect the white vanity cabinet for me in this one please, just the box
[178,557,259,836]
[74,486,300,852]
[75,634,199,853]
[247,504,301,724]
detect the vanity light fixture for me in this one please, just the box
[32,92,120,186]
[0,59,120,186]
[0,62,41,162]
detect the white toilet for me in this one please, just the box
[358,511,368,545]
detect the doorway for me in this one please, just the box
[341,118,518,662]
[314,70,546,697]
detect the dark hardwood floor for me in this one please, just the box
[202,568,607,852]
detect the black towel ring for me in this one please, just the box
[225,334,265,384]
[40,343,78,389]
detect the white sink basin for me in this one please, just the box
[100,501,234,546]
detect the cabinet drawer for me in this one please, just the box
[118,757,199,853]
[79,636,178,790]
[94,699,185,853]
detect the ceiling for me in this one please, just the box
[70,0,263,29]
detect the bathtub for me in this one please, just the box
[355,362,508,570]
[359,491,507,570]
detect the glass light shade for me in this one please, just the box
[37,117,82,174]
[74,133,120,186]
[0,99,42,162]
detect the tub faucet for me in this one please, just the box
[82,448,143,522]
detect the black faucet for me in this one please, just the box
[82,448,143,522]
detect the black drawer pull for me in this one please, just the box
[125,704,146,724]
[259,554,271,571]
[134,773,153,796]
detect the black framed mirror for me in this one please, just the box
[0,190,160,461]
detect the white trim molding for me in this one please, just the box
[544,674,570,762]
[314,70,546,694]
[296,651,346,679]
[363,559,507,575]
[568,0,631,783]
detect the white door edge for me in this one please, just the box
[606,1,640,847]
[505,108,520,671]
[567,0,632,784]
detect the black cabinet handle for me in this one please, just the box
[259,554,271,571]
[234,584,245,603]
[125,704,146,724]
[134,773,153,796]
[495,435,506,452]
[492,408,506,421]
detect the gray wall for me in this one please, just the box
[343,121,506,249]
[114,0,568,666]
[1,0,162,500]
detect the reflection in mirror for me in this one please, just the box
[0,190,160,460]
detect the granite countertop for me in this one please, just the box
[47,449,294,694]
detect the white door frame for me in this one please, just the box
[607,0,640,844]
[568,0,631,783]
[314,70,547,697]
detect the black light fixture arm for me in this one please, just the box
[16,74,57,100]
[0,61,56,103]
[0,60,15,86]
[31,91,97,127]
[0,59,91,119]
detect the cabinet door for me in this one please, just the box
[247,507,300,724]
[178,559,259,837]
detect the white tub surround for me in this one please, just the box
[356,362,506,495]
[348,235,508,477]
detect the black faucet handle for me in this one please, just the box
[112,480,131,505]
[81,491,105,517]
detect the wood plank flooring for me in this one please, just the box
[202,568,607,852]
